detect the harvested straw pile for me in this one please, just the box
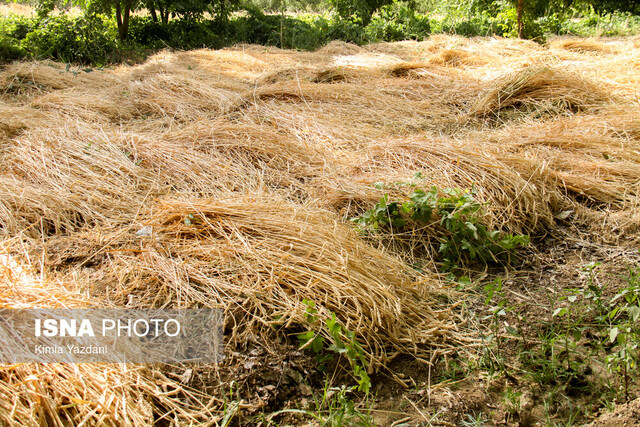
[75,198,458,366]
[550,38,617,54]
[0,103,45,139]
[0,252,211,426]
[318,40,364,56]
[386,61,450,77]
[469,65,612,119]
[428,49,486,67]
[360,137,560,233]
[0,123,160,236]
[256,65,377,86]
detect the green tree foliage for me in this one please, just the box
[365,1,431,41]
[144,0,240,24]
[325,0,395,25]
[591,0,640,15]
[41,0,138,40]
[471,0,547,39]
[34,0,237,40]
[249,0,324,13]
[18,13,117,63]
[472,0,640,18]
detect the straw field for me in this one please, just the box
[1,34,640,424]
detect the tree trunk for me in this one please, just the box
[158,4,169,24]
[517,0,524,39]
[114,0,132,40]
[147,0,158,22]
[122,0,131,40]
[115,0,124,39]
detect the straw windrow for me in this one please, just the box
[0,251,212,426]
[469,65,612,118]
[550,38,618,53]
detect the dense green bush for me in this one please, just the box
[324,16,366,44]
[0,15,33,62]
[230,6,291,46]
[229,5,431,50]
[325,0,393,25]
[365,1,430,41]
[279,15,330,49]
[230,7,310,48]
[163,19,223,49]
[130,17,228,51]
[454,16,500,36]
[429,8,503,37]
[3,15,36,40]
[535,13,566,35]
[230,8,365,49]
[495,7,545,41]
[558,10,640,36]
[128,17,172,48]
[0,38,26,63]
[21,14,118,64]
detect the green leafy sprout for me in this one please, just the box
[352,177,529,271]
[296,298,371,394]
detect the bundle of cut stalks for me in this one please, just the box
[428,49,487,67]
[470,65,611,118]
[0,251,212,426]
[85,197,460,368]
[550,38,617,54]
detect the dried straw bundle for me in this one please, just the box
[129,73,243,121]
[0,62,121,104]
[490,118,640,211]
[470,65,612,118]
[428,49,487,67]
[361,138,559,233]
[0,124,159,236]
[387,62,434,77]
[32,88,134,123]
[232,71,475,153]
[317,40,364,56]
[550,38,617,54]
[256,66,377,85]
[336,118,640,236]
[97,197,458,367]
[0,252,212,426]
[0,103,46,139]
[1,62,80,94]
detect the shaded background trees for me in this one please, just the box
[2,0,640,64]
